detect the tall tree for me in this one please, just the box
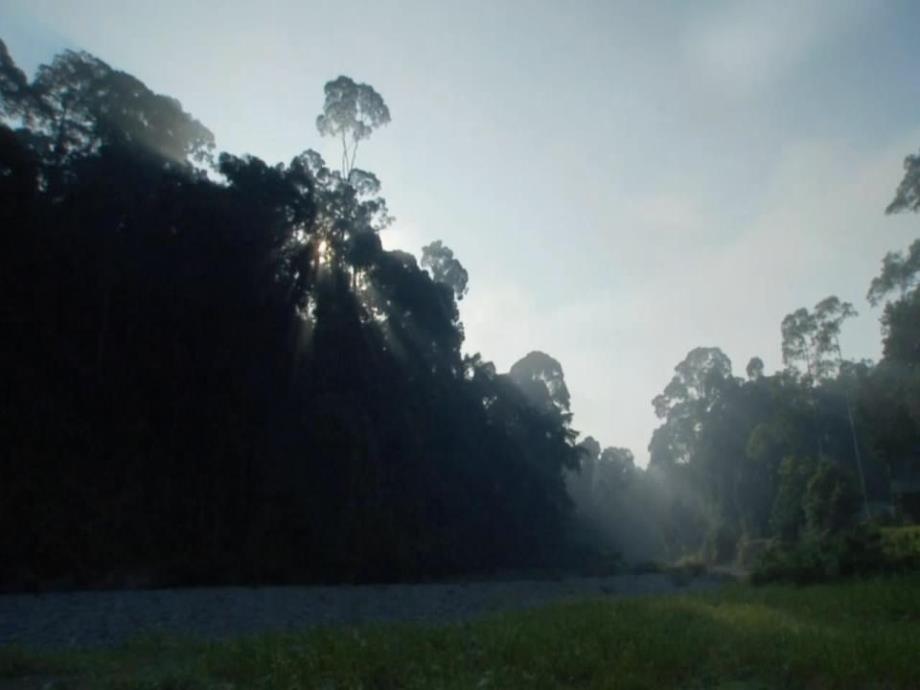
[509,351,572,417]
[781,297,857,383]
[316,76,390,177]
[781,297,867,519]
[421,240,469,300]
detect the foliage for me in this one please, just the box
[2,29,920,591]
[769,456,818,541]
[0,40,579,589]
[867,238,920,306]
[421,239,469,300]
[886,149,920,213]
[751,525,887,584]
[315,75,390,176]
[802,459,860,536]
[880,525,920,570]
[781,296,857,383]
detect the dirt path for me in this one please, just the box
[0,572,729,650]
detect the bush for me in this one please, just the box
[751,525,885,585]
[881,526,920,570]
[804,460,860,535]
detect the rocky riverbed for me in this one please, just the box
[0,573,728,650]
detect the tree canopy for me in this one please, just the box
[1,36,919,590]
[316,75,390,177]
[0,43,579,588]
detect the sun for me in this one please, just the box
[317,238,330,265]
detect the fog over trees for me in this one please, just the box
[1,40,918,590]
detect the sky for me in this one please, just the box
[3,0,919,464]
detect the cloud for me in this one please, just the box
[462,129,920,467]
[683,1,868,98]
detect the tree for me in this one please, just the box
[867,239,920,307]
[886,150,920,214]
[0,39,31,121]
[649,347,734,468]
[781,297,857,383]
[421,240,469,300]
[653,347,733,419]
[746,356,765,381]
[0,42,590,589]
[316,76,390,177]
[596,447,635,492]
[509,351,572,416]
[26,49,214,168]
[770,456,818,541]
[804,460,859,536]
[571,436,601,504]
[781,297,868,520]
[880,289,920,365]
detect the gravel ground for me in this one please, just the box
[0,573,727,650]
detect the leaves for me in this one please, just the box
[316,75,390,175]
[866,238,920,307]
[421,240,470,301]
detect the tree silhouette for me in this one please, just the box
[0,42,586,588]
[886,150,920,214]
[781,297,857,383]
[316,76,390,177]
[421,240,469,300]
[867,239,920,307]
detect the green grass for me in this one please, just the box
[3,575,919,689]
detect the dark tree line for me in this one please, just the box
[0,43,581,589]
[2,39,918,590]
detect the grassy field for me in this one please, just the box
[2,575,919,690]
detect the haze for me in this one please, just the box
[5,0,919,462]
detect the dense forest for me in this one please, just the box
[1,40,918,591]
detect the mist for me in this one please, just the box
[2,5,920,686]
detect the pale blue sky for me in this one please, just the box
[4,0,919,463]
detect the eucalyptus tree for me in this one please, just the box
[421,240,469,301]
[781,297,868,519]
[781,297,857,383]
[316,76,390,177]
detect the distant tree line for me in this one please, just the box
[569,169,920,568]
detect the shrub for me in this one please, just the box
[881,526,920,570]
[751,525,886,585]
[804,460,860,535]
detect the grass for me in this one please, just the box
[2,575,919,689]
